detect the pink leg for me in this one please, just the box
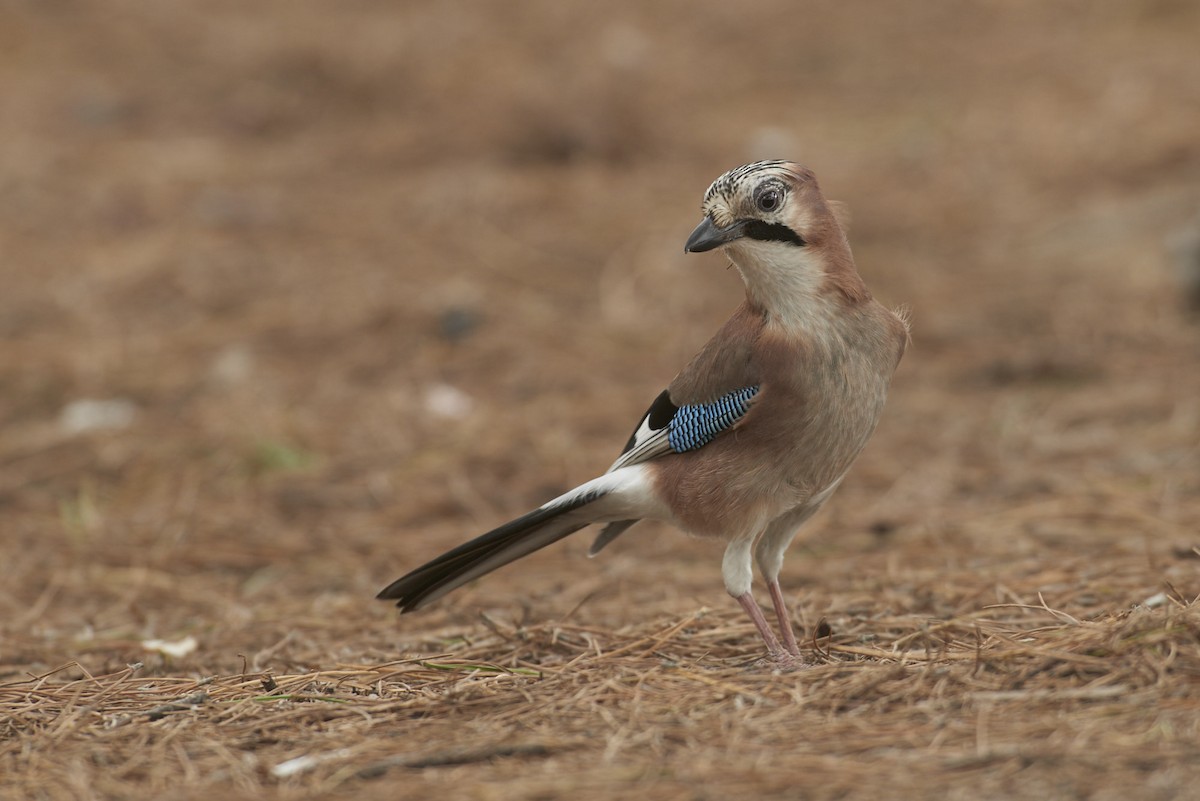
[735,592,783,656]
[767,579,801,657]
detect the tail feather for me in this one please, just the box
[377,489,603,612]
[588,519,640,556]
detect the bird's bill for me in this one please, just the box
[684,216,747,253]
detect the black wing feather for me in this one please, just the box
[618,389,678,456]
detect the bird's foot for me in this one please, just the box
[752,650,808,672]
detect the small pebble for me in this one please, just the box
[59,398,137,434]
[438,307,481,342]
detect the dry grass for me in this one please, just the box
[3,1,1200,798]
[5,596,1199,799]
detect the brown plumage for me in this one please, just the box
[379,161,907,667]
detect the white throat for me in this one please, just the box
[728,241,837,334]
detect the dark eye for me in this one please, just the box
[756,187,781,213]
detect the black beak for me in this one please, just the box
[684,216,747,253]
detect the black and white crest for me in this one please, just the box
[702,160,789,206]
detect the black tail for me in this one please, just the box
[377,490,603,612]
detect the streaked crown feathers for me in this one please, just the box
[702,160,814,207]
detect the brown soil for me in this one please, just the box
[2,2,1199,799]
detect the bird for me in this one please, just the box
[378,160,909,666]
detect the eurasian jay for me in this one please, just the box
[378,161,909,665]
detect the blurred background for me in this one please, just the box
[1,0,1198,670]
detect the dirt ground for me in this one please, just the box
[3,1,1200,799]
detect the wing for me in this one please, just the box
[607,386,761,473]
[592,301,767,554]
[607,389,677,473]
[590,384,759,555]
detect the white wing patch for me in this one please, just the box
[606,389,678,473]
[607,414,672,472]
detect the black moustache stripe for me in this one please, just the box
[742,220,806,247]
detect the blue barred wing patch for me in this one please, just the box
[667,386,760,453]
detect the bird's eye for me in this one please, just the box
[756,188,781,213]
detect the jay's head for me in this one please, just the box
[685,161,865,313]
[685,160,840,257]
